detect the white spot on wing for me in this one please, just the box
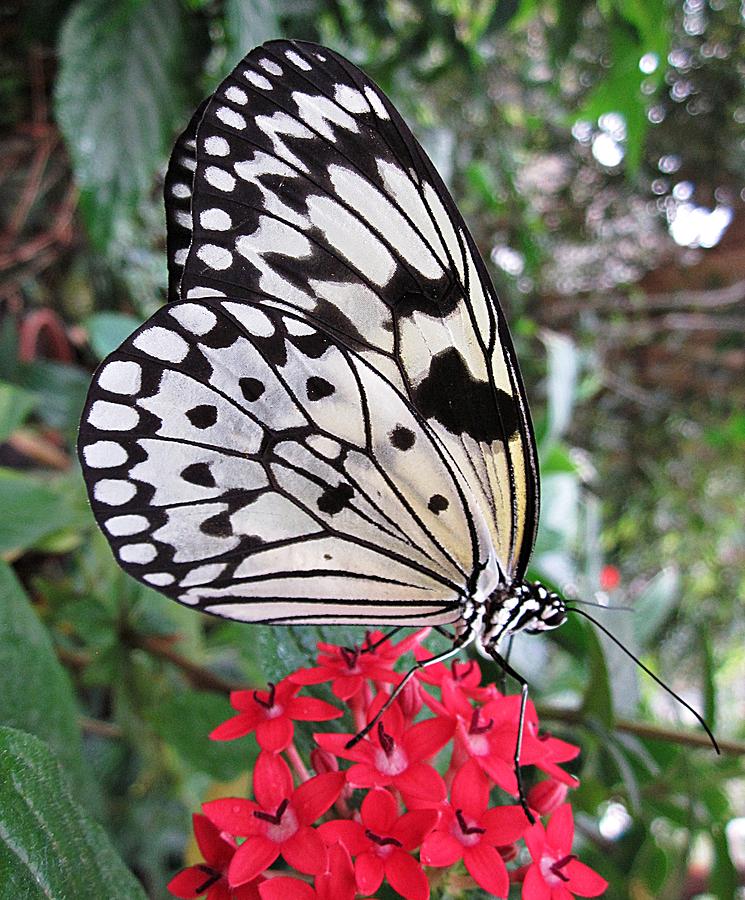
[168,303,217,335]
[291,92,358,140]
[93,479,136,505]
[174,249,188,265]
[334,85,369,113]
[223,303,274,337]
[286,49,311,70]
[284,317,315,336]
[216,106,246,130]
[88,400,139,431]
[180,563,227,587]
[199,208,232,231]
[133,327,189,362]
[205,166,236,192]
[245,71,272,91]
[119,543,157,564]
[225,85,248,104]
[197,244,233,270]
[259,58,282,76]
[98,361,141,395]
[105,515,148,536]
[204,136,230,157]
[171,182,191,199]
[364,86,389,119]
[144,572,175,586]
[84,441,127,468]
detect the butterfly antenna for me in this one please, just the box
[572,598,634,612]
[567,606,720,754]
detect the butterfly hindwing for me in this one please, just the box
[78,298,496,624]
[176,39,539,582]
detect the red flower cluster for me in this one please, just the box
[169,631,608,899]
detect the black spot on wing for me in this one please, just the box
[389,425,416,451]
[317,482,354,514]
[395,280,461,319]
[428,494,449,514]
[186,404,218,428]
[181,463,216,487]
[200,510,233,537]
[306,377,335,401]
[414,347,519,442]
[240,377,265,402]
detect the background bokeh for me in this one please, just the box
[1,1,744,897]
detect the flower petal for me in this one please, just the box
[192,813,235,868]
[292,772,346,825]
[253,751,293,810]
[394,763,446,802]
[256,716,294,752]
[392,809,438,851]
[385,848,430,900]
[287,696,343,722]
[451,758,489,818]
[316,842,356,900]
[420,830,463,867]
[481,804,530,846]
[258,876,315,900]
[317,819,368,855]
[522,863,552,900]
[313,731,372,764]
[401,716,454,762]
[290,666,334,685]
[361,787,398,834]
[463,843,509,897]
[228,837,279,887]
[355,851,384,895]
[168,865,216,899]
[524,820,547,863]
[346,762,389,789]
[282,826,328,875]
[210,711,260,741]
[546,803,574,854]
[565,859,609,897]
[332,674,363,699]
[202,798,258,836]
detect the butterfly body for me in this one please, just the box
[78,39,563,648]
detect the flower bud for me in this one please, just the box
[396,680,423,720]
[528,779,569,816]
[310,747,339,775]
[497,843,519,863]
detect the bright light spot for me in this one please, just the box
[491,245,525,276]
[639,52,659,74]
[598,112,626,141]
[658,154,681,174]
[599,802,632,840]
[592,132,624,167]
[673,180,694,201]
[668,203,732,248]
[572,119,593,143]
[726,818,745,869]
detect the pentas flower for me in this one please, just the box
[314,698,454,803]
[167,814,264,900]
[528,779,570,817]
[523,805,608,899]
[291,630,426,700]
[203,752,344,886]
[320,788,437,900]
[415,649,495,705]
[421,759,527,896]
[210,676,342,752]
[259,842,357,900]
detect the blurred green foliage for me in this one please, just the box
[1,0,743,897]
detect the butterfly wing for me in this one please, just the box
[178,39,539,582]
[78,298,496,624]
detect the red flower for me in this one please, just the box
[320,788,437,900]
[528,780,569,817]
[315,700,454,803]
[523,804,608,898]
[599,565,620,592]
[291,631,425,701]
[167,814,263,900]
[421,759,527,896]
[203,753,345,886]
[258,842,357,900]
[210,677,342,752]
[415,650,495,706]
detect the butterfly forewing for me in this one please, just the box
[176,39,539,581]
[78,298,497,624]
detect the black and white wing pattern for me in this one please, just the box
[175,39,539,583]
[78,299,497,624]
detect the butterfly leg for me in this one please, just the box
[359,628,403,655]
[497,634,515,693]
[345,627,477,749]
[483,646,535,824]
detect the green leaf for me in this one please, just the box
[541,330,578,447]
[257,623,375,679]
[85,312,142,359]
[148,690,258,780]
[633,566,679,646]
[0,469,86,556]
[0,562,92,803]
[0,727,146,899]
[0,381,36,442]
[55,0,192,250]
[710,826,738,899]
[16,361,90,438]
[580,620,614,728]
[224,0,279,70]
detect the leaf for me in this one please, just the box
[710,827,738,899]
[85,312,142,360]
[0,561,93,802]
[580,619,614,728]
[633,567,679,647]
[0,381,36,442]
[148,690,258,780]
[0,727,146,899]
[55,0,192,249]
[224,0,280,70]
[0,469,87,557]
[16,361,90,438]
